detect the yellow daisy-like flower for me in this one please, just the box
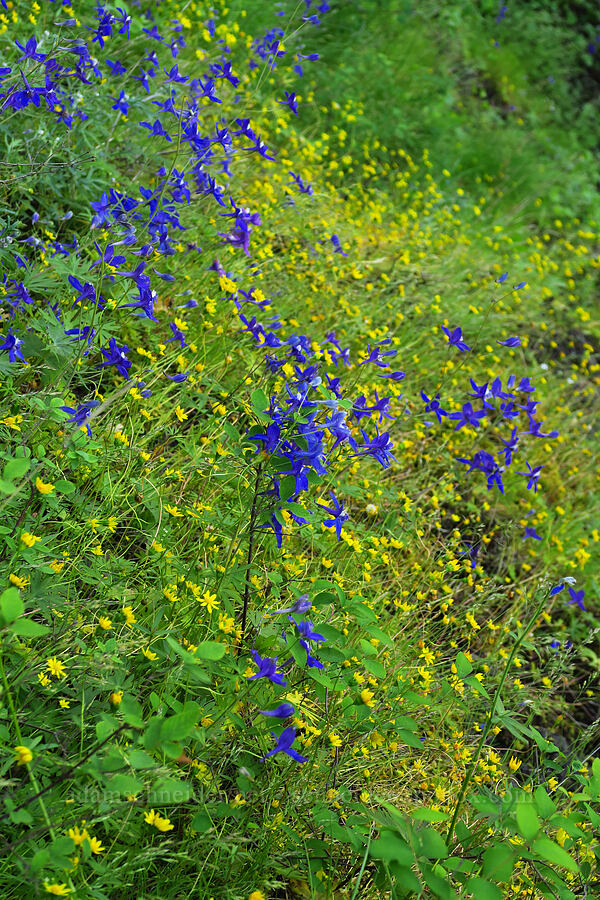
[248,891,267,900]
[14,745,33,765]
[46,657,67,679]
[20,532,41,548]
[49,559,65,573]
[44,883,72,896]
[88,836,104,854]
[109,690,123,706]
[2,415,23,430]
[142,646,158,661]
[98,616,112,630]
[9,573,29,589]
[197,590,219,613]
[123,606,136,626]
[175,405,188,423]
[144,809,174,832]
[509,756,522,772]
[165,504,183,517]
[35,477,55,494]
[38,672,51,687]
[68,825,89,847]
[59,699,70,709]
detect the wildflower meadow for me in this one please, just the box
[0,0,599,897]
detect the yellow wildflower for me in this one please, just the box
[20,532,41,548]
[2,415,23,430]
[35,477,55,494]
[123,606,136,625]
[509,756,522,772]
[175,405,188,423]
[9,573,29,589]
[88,836,104,854]
[142,646,158,660]
[144,809,174,832]
[46,657,67,679]
[360,688,375,707]
[14,745,33,765]
[44,883,71,896]
[109,691,123,706]
[98,616,112,630]
[68,825,89,846]
[197,590,219,613]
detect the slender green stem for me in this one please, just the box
[446,590,548,847]
[0,647,77,892]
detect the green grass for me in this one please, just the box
[0,0,599,898]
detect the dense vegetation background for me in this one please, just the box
[0,0,598,897]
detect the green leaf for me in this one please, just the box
[419,861,454,898]
[0,587,24,623]
[288,639,307,667]
[191,812,213,833]
[465,878,502,900]
[359,638,377,657]
[0,478,16,494]
[516,800,540,842]
[9,617,49,637]
[143,716,163,750]
[54,479,76,494]
[127,749,156,770]
[534,786,557,818]
[412,808,450,823]
[364,658,386,679]
[119,695,145,728]
[194,641,226,661]
[148,777,191,805]
[370,829,414,865]
[160,702,201,742]
[251,389,269,412]
[279,474,296,501]
[397,729,424,750]
[417,827,448,860]
[532,837,579,873]
[3,457,29,481]
[388,864,421,892]
[482,843,515,882]
[464,675,490,699]
[455,652,473,677]
[108,773,144,795]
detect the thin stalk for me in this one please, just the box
[446,590,548,847]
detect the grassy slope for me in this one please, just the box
[0,0,598,898]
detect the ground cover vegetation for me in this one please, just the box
[0,0,599,897]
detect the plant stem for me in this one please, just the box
[446,590,548,847]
